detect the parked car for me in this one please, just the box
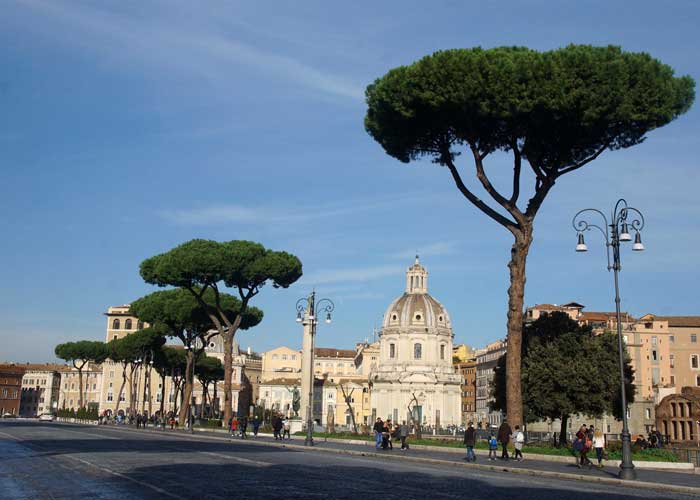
[1,413,16,419]
[39,413,55,422]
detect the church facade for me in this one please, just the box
[370,257,462,427]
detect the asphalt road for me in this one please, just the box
[0,421,697,500]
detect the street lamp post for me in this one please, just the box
[572,198,645,481]
[296,291,334,446]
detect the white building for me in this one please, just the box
[370,257,462,426]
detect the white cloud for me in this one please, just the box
[17,0,364,101]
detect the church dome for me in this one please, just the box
[381,256,452,330]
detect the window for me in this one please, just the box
[137,320,144,330]
[645,408,651,419]
[651,336,657,346]
[652,350,657,361]
[670,375,675,385]
[392,314,397,321]
[124,319,132,330]
[112,318,120,330]
[272,354,278,360]
[691,355,699,369]
[692,334,697,343]
[697,375,700,387]
[622,335,628,344]
[670,354,675,368]
[670,335,675,343]
[414,343,422,360]
[119,394,125,402]
[389,343,395,358]
[291,355,296,360]
[107,393,113,402]
[282,354,288,360]
[440,344,445,360]
[415,314,422,321]
[644,322,653,329]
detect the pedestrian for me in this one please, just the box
[272,415,283,440]
[169,417,175,430]
[593,428,606,468]
[384,419,393,450]
[575,424,591,468]
[463,422,476,462]
[373,418,384,450]
[230,416,239,438]
[136,413,142,429]
[252,415,260,437]
[488,432,498,461]
[513,425,524,461]
[399,421,409,450]
[497,420,512,461]
[282,418,291,439]
[240,417,248,439]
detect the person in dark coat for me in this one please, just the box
[463,422,476,462]
[497,420,512,460]
[373,418,384,450]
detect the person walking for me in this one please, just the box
[230,416,239,438]
[575,424,591,468]
[272,415,283,440]
[399,421,409,450]
[497,420,512,461]
[282,418,291,439]
[240,416,248,439]
[373,418,384,450]
[593,428,606,468]
[488,432,498,461]
[513,425,524,461]
[385,419,393,450]
[463,422,476,462]
[252,415,261,437]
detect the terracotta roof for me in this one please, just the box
[314,348,356,359]
[0,364,27,374]
[260,377,301,386]
[580,311,634,322]
[654,316,700,328]
[20,363,72,372]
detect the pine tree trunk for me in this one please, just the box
[212,381,218,419]
[222,335,233,424]
[559,415,569,446]
[77,366,84,409]
[178,352,194,426]
[505,226,532,428]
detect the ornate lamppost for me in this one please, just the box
[296,291,334,446]
[572,198,645,480]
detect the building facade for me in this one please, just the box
[475,340,506,427]
[0,365,25,416]
[370,257,462,427]
[19,364,66,417]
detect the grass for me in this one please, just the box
[294,432,678,462]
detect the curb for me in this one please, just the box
[50,422,700,496]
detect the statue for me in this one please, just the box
[286,386,301,418]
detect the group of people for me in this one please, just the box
[573,424,607,468]
[373,417,410,450]
[229,415,262,438]
[462,420,525,462]
[271,415,291,440]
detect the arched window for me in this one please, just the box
[124,319,132,330]
[440,344,445,360]
[414,343,422,360]
[389,343,396,358]
[112,318,120,330]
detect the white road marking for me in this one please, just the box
[197,450,271,467]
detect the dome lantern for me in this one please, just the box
[405,254,428,294]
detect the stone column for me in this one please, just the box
[300,310,313,427]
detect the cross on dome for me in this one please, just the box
[405,254,428,293]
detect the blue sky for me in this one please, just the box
[1,1,698,362]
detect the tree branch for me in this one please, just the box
[510,141,522,205]
[556,143,609,177]
[442,153,518,232]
